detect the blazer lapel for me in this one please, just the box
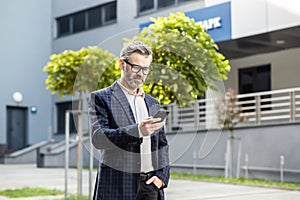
[111,82,136,124]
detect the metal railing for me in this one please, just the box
[164,87,300,131]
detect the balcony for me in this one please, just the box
[164,87,300,131]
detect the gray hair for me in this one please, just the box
[119,41,152,60]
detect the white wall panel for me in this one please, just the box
[267,0,300,31]
[231,0,267,39]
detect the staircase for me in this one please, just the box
[3,140,50,164]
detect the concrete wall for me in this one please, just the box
[39,138,98,168]
[168,122,300,182]
[0,0,52,145]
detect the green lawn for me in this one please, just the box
[0,187,90,200]
[1,173,300,199]
[0,187,63,198]
[171,172,300,190]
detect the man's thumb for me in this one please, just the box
[146,177,154,184]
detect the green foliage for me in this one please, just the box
[43,46,118,98]
[129,12,231,106]
[0,187,63,198]
[215,88,248,132]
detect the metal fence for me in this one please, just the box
[164,87,300,131]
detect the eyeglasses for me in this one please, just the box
[124,59,152,75]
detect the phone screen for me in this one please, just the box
[153,109,169,122]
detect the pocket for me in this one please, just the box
[150,182,159,191]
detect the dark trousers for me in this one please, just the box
[136,173,159,200]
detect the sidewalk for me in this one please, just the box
[1,164,300,200]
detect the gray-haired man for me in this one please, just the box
[89,41,170,200]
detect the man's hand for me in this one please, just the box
[146,176,163,189]
[139,117,164,136]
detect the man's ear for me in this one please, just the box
[119,59,125,70]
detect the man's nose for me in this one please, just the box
[137,69,144,76]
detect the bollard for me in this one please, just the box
[244,154,249,179]
[280,155,285,183]
[236,138,242,178]
[193,151,197,174]
[224,139,231,179]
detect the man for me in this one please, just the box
[89,41,170,200]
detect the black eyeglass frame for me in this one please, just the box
[124,59,153,75]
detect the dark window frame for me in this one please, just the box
[87,6,102,29]
[56,101,78,134]
[103,2,117,24]
[56,1,117,37]
[72,11,86,33]
[137,0,196,15]
[238,64,271,113]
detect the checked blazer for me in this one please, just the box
[88,81,170,200]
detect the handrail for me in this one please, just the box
[237,87,300,98]
[164,87,300,131]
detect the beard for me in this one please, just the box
[123,69,145,90]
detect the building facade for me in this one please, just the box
[0,0,52,154]
[1,0,300,181]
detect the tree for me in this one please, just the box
[215,88,248,178]
[130,12,231,106]
[43,46,118,199]
[215,88,248,135]
[43,46,118,101]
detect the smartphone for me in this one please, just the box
[152,109,169,123]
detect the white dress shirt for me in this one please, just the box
[118,81,154,172]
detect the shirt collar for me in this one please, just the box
[117,80,145,97]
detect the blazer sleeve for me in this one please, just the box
[155,127,170,188]
[89,91,142,150]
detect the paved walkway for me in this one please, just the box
[0,164,300,200]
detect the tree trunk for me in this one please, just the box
[77,92,83,200]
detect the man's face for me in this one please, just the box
[121,52,152,90]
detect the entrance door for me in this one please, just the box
[6,106,28,151]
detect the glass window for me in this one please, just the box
[57,16,71,36]
[157,0,175,8]
[88,7,102,28]
[56,1,117,37]
[139,0,154,12]
[56,101,78,134]
[239,65,271,94]
[73,12,86,33]
[179,0,193,3]
[239,65,271,112]
[138,0,197,14]
[104,2,117,22]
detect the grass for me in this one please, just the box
[0,187,63,198]
[1,173,300,198]
[171,172,300,190]
[0,187,90,199]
